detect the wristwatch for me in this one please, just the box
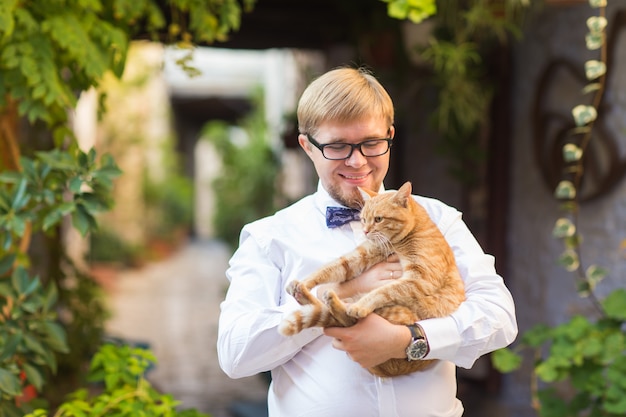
[405,323,429,361]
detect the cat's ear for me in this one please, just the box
[399,181,412,195]
[358,187,377,201]
[394,182,413,207]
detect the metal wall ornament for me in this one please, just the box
[533,9,626,202]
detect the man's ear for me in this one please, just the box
[298,134,313,158]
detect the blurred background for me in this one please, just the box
[2,1,625,416]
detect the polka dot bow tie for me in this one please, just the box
[326,206,361,228]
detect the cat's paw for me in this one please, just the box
[286,280,299,297]
[346,304,371,319]
[278,314,299,336]
[321,290,335,305]
[286,280,312,305]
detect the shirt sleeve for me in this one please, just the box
[418,208,518,369]
[217,226,323,379]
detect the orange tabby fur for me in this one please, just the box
[279,181,466,377]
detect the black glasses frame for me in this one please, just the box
[306,134,393,160]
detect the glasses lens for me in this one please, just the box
[360,139,390,157]
[323,143,352,159]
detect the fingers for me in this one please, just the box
[387,253,400,263]
[385,266,402,279]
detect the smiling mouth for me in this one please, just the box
[341,173,368,180]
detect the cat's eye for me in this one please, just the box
[374,216,383,223]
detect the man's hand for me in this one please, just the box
[317,254,402,300]
[323,314,411,369]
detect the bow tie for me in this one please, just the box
[326,206,361,228]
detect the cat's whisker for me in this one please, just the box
[370,232,394,256]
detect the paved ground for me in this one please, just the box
[105,240,268,417]
[104,239,516,417]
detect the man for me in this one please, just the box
[217,66,517,417]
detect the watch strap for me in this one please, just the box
[407,323,424,341]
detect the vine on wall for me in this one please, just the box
[493,2,626,416]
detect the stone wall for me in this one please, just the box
[504,3,626,415]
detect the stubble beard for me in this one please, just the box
[326,183,365,209]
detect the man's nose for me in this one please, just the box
[344,147,367,167]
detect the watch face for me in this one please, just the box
[407,339,428,361]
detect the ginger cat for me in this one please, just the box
[279,181,466,377]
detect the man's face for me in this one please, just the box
[298,117,394,208]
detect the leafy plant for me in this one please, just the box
[491,2,626,416]
[24,344,210,417]
[142,153,194,242]
[381,0,437,23]
[0,267,68,417]
[0,148,121,244]
[0,0,256,136]
[1,0,258,413]
[0,147,121,415]
[387,0,530,184]
[203,89,284,251]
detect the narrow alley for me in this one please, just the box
[104,240,268,417]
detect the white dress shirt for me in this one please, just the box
[217,182,517,417]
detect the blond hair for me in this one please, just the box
[297,67,394,135]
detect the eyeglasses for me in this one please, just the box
[306,134,393,160]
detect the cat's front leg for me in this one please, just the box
[300,246,380,291]
[346,288,390,319]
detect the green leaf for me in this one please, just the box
[23,331,46,356]
[42,209,63,231]
[536,360,562,383]
[71,204,95,236]
[43,283,58,312]
[22,363,43,392]
[576,280,591,297]
[585,264,607,287]
[582,82,602,95]
[0,0,19,38]
[602,289,626,320]
[41,321,69,353]
[572,105,597,126]
[521,324,553,347]
[584,60,606,80]
[42,201,76,231]
[0,367,22,396]
[585,32,603,50]
[552,218,576,238]
[562,143,583,162]
[69,176,83,193]
[554,180,576,200]
[0,333,21,362]
[10,178,29,211]
[491,348,522,373]
[8,214,27,236]
[586,16,608,32]
[0,253,15,275]
[11,266,39,296]
[79,193,109,213]
[558,249,580,271]
[39,348,58,374]
[2,233,13,251]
